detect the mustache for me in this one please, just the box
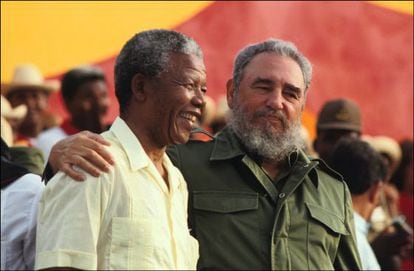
[253,109,288,129]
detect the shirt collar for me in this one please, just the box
[210,126,245,161]
[353,211,371,236]
[210,125,319,186]
[110,117,149,171]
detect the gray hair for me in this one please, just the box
[232,38,312,91]
[115,29,203,114]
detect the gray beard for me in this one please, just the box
[228,103,305,162]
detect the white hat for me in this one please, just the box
[1,64,60,96]
[1,95,27,120]
[362,135,402,174]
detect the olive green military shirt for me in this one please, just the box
[167,126,362,270]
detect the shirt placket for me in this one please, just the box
[270,160,318,270]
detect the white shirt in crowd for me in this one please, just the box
[36,126,69,162]
[1,173,44,270]
[354,211,381,270]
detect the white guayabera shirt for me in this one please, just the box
[36,117,199,270]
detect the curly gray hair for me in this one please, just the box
[232,38,312,91]
[115,29,203,114]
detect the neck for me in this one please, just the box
[261,158,285,181]
[121,115,169,186]
[352,195,374,221]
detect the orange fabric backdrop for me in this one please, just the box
[2,1,412,140]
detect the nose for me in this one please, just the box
[191,88,205,109]
[25,96,39,111]
[266,89,284,111]
[98,96,110,111]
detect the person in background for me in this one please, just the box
[391,139,414,226]
[2,64,60,146]
[313,98,361,162]
[1,95,27,146]
[35,29,203,270]
[363,135,402,231]
[36,65,110,160]
[330,137,387,270]
[210,94,229,135]
[391,139,414,271]
[1,138,44,270]
[44,38,362,270]
[314,98,412,270]
[1,95,45,175]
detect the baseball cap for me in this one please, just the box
[317,99,361,132]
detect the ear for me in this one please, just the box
[226,79,235,109]
[369,181,383,205]
[131,73,147,102]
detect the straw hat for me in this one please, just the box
[1,64,60,96]
[362,135,402,174]
[1,95,27,120]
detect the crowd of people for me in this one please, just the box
[1,29,413,270]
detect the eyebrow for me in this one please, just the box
[285,83,302,93]
[251,77,275,86]
[252,77,302,91]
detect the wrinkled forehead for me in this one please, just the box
[163,52,207,81]
[243,53,305,89]
[166,52,205,69]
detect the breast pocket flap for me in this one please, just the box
[305,202,349,235]
[193,191,258,214]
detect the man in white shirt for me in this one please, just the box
[1,138,45,270]
[35,29,206,270]
[36,66,110,161]
[330,137,386,270]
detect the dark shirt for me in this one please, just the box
[167,126,362,270]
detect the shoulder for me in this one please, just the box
[5,173,44,193]
[38,126,65,137]
[311,157,344,183]
[167,140,215,168]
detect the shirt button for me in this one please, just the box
[304,164,309,168]
[279,193,285,198]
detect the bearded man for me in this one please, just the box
[44,39,361,270]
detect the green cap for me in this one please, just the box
[317,99,361,132]
[9,146,45,176]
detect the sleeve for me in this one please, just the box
[333,182,363,270]
[23,179,45,270]
[35,170,111,270]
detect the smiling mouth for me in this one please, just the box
[180,112,197,122]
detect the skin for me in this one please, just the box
[125,52,206,181]
[49,52,206,181]
[67,80,110,133]
[352,181,383,221]
[227,53,306,179]
[7,87,49,137]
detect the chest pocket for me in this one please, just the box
[192,191,259,238]
[306,202,348,235]
[193,191,258,213]
[305,202,349,265]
